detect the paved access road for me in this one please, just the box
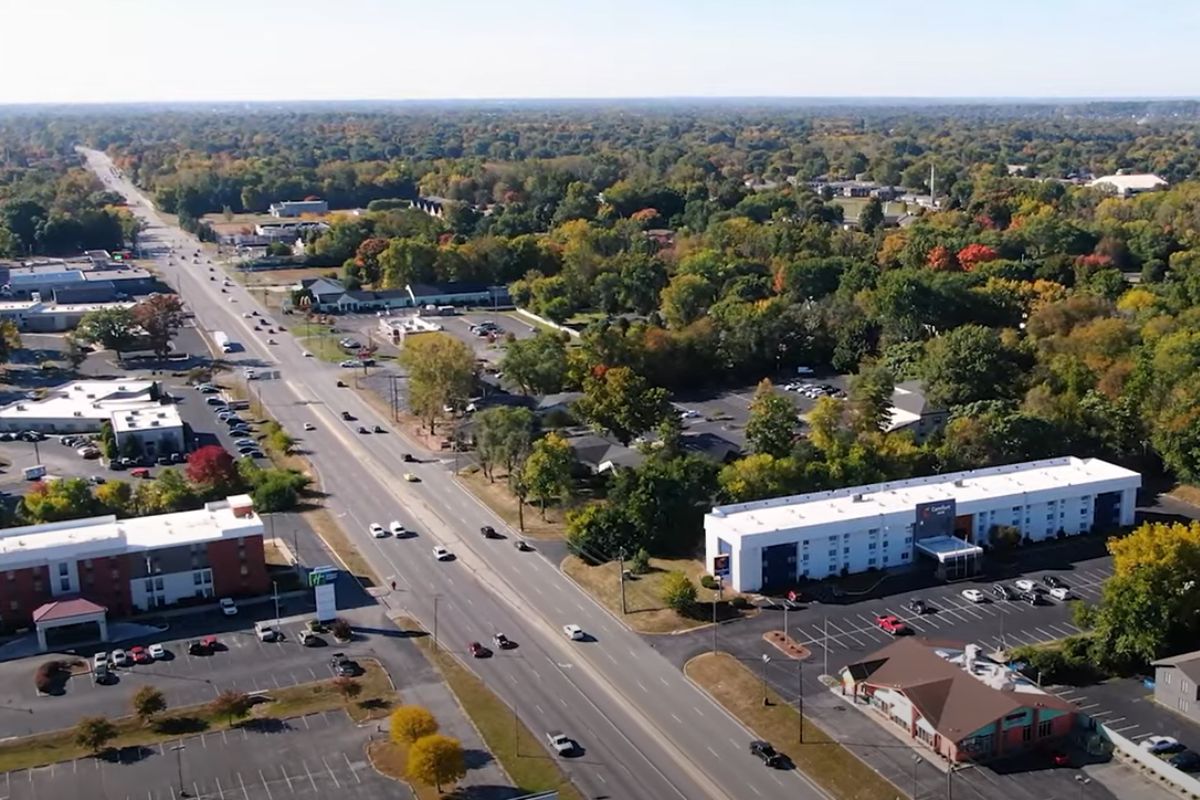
[82,149,813,800]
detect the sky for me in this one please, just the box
[4,0,1199,104]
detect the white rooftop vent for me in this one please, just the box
[954,479,966,487]
[851,493,864,502]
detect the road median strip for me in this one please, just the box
[685,652,903,800]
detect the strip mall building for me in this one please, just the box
[705,457,1140,592]
[0,495,267,648]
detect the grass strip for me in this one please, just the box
[686,652,904,800]
[398,617,583,800]
[0,658,395,773]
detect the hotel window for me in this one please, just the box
[901,552,909,560]
[83,559,93,569]
[194,572,203,585]
[1037,719,1052,737]
[827,549,837,558]
[868,543,876,550]
[32,579,42,592]
[1012,506,1021,512]
[58,564,68,577]
[110,568,120,580]
[843,547,850,555]
[1022,726,1032,742]
[903,536,913,544]
[5,571,13,581]
[144,579,153,592]
[802,553,809,562]
[59,577,70,592]
[868,558,876,566]
[240,565,249,577]
[868,528,879,536]
[154,578,164,591]
[882,540,889,548]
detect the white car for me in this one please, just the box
[563,624,585,641]
[433,545,453,561]
[1048,587,1072,601]
[546,730,574,755]
[303,422,315,431]
[1014,579,1038,592]
[148,644,166,660]
[302,351,313,358]
[370,523,386,538]
[389,520,406,536]
[961,589,985,603]
[110,648,129,667]
[93,652,109,670]
[1142,735,1182,754]
[219,597,238,616]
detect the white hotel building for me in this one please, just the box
[705,457,1140,593]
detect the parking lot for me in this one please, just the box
[0,711,394,800]
[0,613,369,739]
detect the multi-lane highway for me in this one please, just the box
[81,147,823,800]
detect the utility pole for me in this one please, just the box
[797,659,804,743]
[617,549,627,615]
[823,616,829,677]
[171,743,187,797]
[912,755,922,800]
[712,576,720,654]
[272,580,280,629]
[433,595,440,652]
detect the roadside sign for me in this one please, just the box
[713,554,730,577]
[787,590,797,603]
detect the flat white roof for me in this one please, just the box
[708,457,1140,539]
[0,495,260,570]
[1088,173,1167,192]
[0,379,159,423]
[111,405,183,434]
[915,535,984,561]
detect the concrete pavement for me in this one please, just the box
[81,148,814,800]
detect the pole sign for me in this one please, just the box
[314,582,337,622]
[308,565,338,587]
[914,499,957,541]
[713,554,731,578]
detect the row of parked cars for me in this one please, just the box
[783,381,844,399]
[1142,735,1200,772]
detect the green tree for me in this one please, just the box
[859,196,885,234]
[660,571,698,613]
[389,705,439,744]
[566,503,639,562]
[473,406,536,482]
[76,306,137,362]
[608,454,718,554]
[94,480,132,515]
[575,366,669,445]
[659,273,715,328]
[131,294,186,359]
[74,716,117,754]
[0,319,20,365]
[745,380,796,458]
[132,685,167,726]
[399,333,476,434]
[97,420,116,460]
[920,325,1021,408]
[148,468,197,513]
[406,734,466,793]
[718,453,799,503]
[210,690,253,727]
[500,332,567,395]
[521,433,575,519]
[848,362,895,434]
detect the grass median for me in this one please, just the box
[0,658,396,774]
[686,652,902,800]
[398,617,583,800]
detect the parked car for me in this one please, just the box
[110,648,129,667]
[1014,579,1040,593]
[1141,735,1184,755]
[1019,590,1042,606]
[370,523,386,538]
[1048,587,1072,601]
[148,644,167,660]
[219,597,238,616]
[907,598,927,615]
[563,624,585,640]
[875,614,909,635]
[329,652,360,677]
[130,645,152,664]
[299,630,324,647]
[1170,750,1200,772]
[433,545,453,561]
[1044,575,1067,589]
[750,740,784,767]
[992,583,1017,600]
[961,589,986,603]
[92,652,109,671]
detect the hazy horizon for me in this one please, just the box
[5,0,1199,104]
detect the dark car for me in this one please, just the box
[481,525,499,539]
[514,539,532,551]
[1170,750,1200,772]
[170,452,185,464]
[1044,575,1067,589]
[341,411,354,421]
[992,583,1017,601]
[750,740,783,768]
[357,426,369,434]
[373,425,385,433]
[1019,590,1042,606]
[186,639,207,656]
[402,453,415,462]
[468,641,491,658]
[907,598,927,615]
[329,653,360,677]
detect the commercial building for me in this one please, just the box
[1088,173,1168,197]
[1152,650,1200,724]
[0,495,267,648]
[291,277,507,314]
[0,260,155,300]
[0,298,136,332]
[840,639,1078,763]
[269,200,328,218]
[705,457,1140,592]
[0,379,185,457]
[884,381,948,444]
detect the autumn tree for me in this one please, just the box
[660,571,698,613]
[956,243,999,271]
[210,690,253,727]
[745,380,796,458]
[575,366,670,445]
[131,294,186,359]
[185,445,241,495]
[132,685,167,726]
[521,433,575,518]
[0,319,22,365]
[389,705,439,745]
[74,716,117,754]
[718,453,799,503]
[407,734,466,793]
[659,273,715,328]
[398,333,476,434]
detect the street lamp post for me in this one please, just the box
[433,595,440,652]
[171,743,187,796]
[272,580,280,628]
[911,754,922,800]
[797,660,803,743]
[1074,774,1090,799]
[760,653,771,707]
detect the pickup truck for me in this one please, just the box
[546,731,574,755]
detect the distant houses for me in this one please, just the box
[269,200,328,218]
[289,277,509,314]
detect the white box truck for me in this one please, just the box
[213,331,234,353]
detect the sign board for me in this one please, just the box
[314,582,337,622]
[308,566,338,587]
[712,554,731,577]
[914,499,957,541]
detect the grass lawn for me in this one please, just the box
[297,335,347,363]
[400,618,583,800]
[686,653,902,800]
[561,555,749,634]
[457,468,572,539]
[367,739,444,800]
[0,659,395,773]
[830,197,909,221]
[1169,484,1200,508]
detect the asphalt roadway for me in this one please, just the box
[82,149,813,800]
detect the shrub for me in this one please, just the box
[700,574,719,590]
[660,571,697,613]
[630,547,651,575]
[390,705,439,744]
[330,618,353,641]
[35,660,68,693]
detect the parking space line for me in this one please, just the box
[1049,623,1078,637]
[302,761,318,791]
[826,619,867,646]
[215,776,226,799]
[1034,627,1060,642]
[238,770,250,799]
[343,752,361,784]
[258,769,273,800]
[1076,703,1099,710]
[321,756,340,788]
[279,764,293,792]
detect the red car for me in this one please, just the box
[130,645,152,664]
[468,642,491,658]
[875,614,910,635]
